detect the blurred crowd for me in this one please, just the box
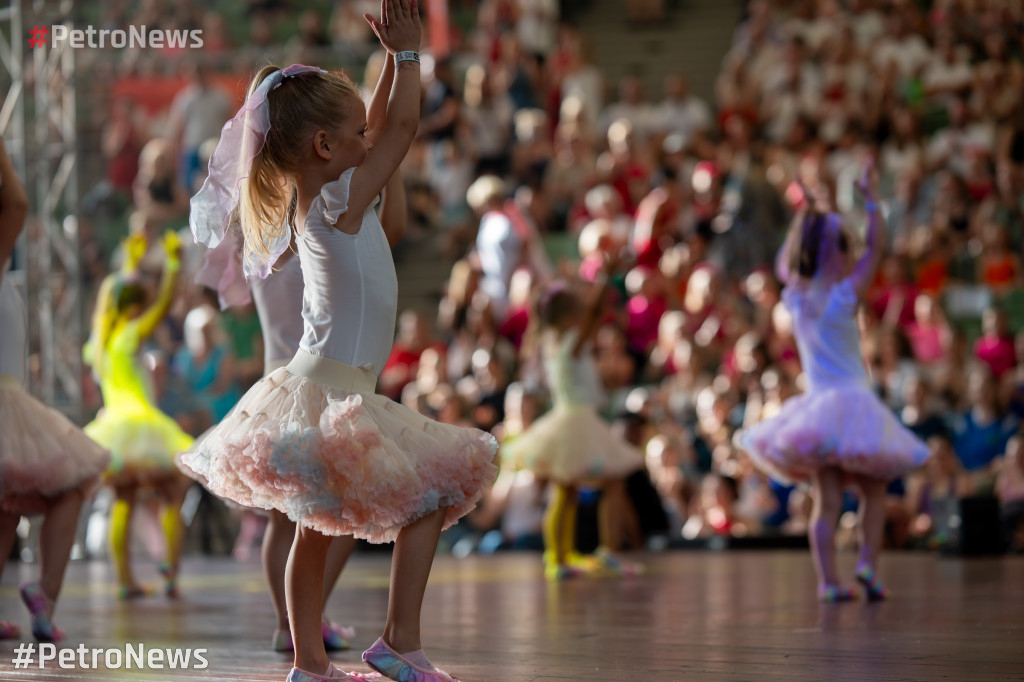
[20,0,1024,558]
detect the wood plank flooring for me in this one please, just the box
[0,550,1020,681]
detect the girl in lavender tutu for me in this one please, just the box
[736,160,928,602]
[178,0,497,679]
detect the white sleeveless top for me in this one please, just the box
[296,168,398,377]
[250,253,304,373]
[0,261,27,384]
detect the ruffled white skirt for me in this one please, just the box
[178,350,498,543]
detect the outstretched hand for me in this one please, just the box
[364,0,421,55]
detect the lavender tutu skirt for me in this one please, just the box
[0,376,110,515]
[178,350,498,543]
[736,384,930,485]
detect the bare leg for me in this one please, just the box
[287,524,332,673]
[855,476,888,571]
[38,487,86,604]
[382,507,446,654]
[323,535,357,613]
[264,510,295,631]
[0,511,19,577]
[809,467,844,589]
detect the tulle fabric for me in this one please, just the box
[84,403,194,487]
[736,384,930,485]
[178,367,499,543]
[0,378,110,515]
[501,404,644,484]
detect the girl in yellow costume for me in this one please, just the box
[85,231,193,599]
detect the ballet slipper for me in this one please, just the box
[362,637,460,682]
[0,620,21,639]
[817,584,856,603]
[20,582,64,641]
[273,621,357,652]
[855,563,888,601]
[286,662,381,681]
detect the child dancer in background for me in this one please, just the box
[736,160,929,602]
[0,139,110,640]
[84,231,194,600]
[180,2,497,680]
[195,167,407,655]
[502,263,645,580]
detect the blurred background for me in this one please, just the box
[1,0,1023,562]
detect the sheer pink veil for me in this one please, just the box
[189,64,324,304]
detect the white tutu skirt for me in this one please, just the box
[178,351,498,543]
[736,384,930,485]
[501,404,644,484]
[0,376,110,515]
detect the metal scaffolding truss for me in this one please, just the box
[1,0,81,416]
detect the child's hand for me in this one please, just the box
[364,0,421,55]
[121,232,148,274]
[162,230,182,268]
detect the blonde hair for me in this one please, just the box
[239,64,362,267]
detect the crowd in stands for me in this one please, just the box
[22,0,1024,557]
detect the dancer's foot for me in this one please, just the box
[158,562,179,599]
[286,662,381,681]
[20,582,64,641]
[817,584,856,603]
[591,549,645,577]
[0,621,21,639]
[362,637,459,682]
[273,621,357,652]
[118,584,153,601]
[322,619,355,650]
[855,563,887,601]
[544,563,584,581]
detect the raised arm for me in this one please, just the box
[346,0,421,217]
[365,51,395,144]
[0,139,30,285]
[849,159,884,300]
[774,210,802,285]
[379,168,406,247]
[136,232,182,340]
[572,254,622,357]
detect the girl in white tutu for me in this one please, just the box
[0,140,109,640]
[502,266,645,581]
[178,2,497,680]
[195,165,406,655]
[736,160,929,602]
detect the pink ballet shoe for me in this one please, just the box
[0,621,21,639]
[322,619,355,650]
[286,663,381,681]
[818,585,857,603]
[855,564,887,602]
[20,582,64,642]
[362,637,460,682]
[273,621,357,652]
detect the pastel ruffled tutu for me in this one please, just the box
[85,405,194,486]
[178,351,498,543]
[0,375,110,515]
[501,404,644,484]
[736,384,930,485]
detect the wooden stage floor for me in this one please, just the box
[0,550,1020,681]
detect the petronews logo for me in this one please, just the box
[44,25,203,49]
